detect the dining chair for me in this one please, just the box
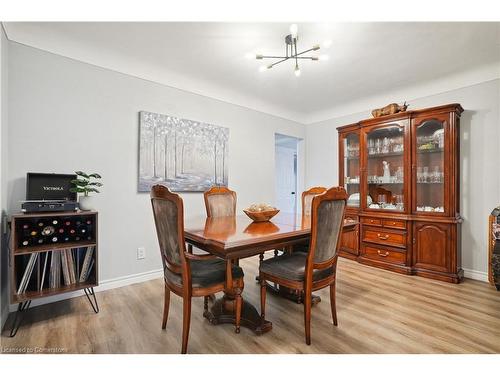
[184,186,237,255]
[204,185,237,217]
[258,186,347,345]
[293,186,328,254]
[302,186,327,217]
[204,185,242,269]
[151,185,244,354]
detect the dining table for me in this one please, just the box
[184,211,357,335]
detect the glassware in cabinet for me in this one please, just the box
[364,124,406,211]
[413,118,446,214]
[342,132,360,207]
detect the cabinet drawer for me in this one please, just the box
[362,245,406,264]
[362,228,406,248]
[382,219,406,230]
[361,217,382,227]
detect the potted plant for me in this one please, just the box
[70,171,103,211]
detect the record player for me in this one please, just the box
[21,173,79,213]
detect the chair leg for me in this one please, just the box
[330,281,338,326]
[235,293,242,334]
[203,296,209,314]
[304,289,312,345]
[162,285,170,329]
[256,254,264,282]
[260,277,267,319]
[181,296,192,354]
[187,244,193,253]
[272,251,280,288]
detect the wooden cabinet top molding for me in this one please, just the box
[337,103,464,131]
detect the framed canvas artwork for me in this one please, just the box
[138,111,229,192]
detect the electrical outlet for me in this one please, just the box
[137,247,146,260]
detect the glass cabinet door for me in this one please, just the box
[341,133,360,208]
[364,124,406,211]
[413,116,447,214]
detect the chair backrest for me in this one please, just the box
[302,186,327,216]
[308,187,347,265]
[204,186,237,218]
[151,185,186,274]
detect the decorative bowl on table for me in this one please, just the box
[243,203,280,222]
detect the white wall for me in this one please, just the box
[306,79,500,280]
[0,25,9,329]
[6,42,305,308]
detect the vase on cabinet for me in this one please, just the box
[79,196,94,211]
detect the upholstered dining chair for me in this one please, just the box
[184,186,237,255]
[292,186,328,254]
[204,185,237,217]
[302,186,327,217]
[203,186,239,271]
[151,185,244,354]
[258,186,347,345]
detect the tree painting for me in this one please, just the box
[138,111,229,192]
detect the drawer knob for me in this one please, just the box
[370,220,375,223]
[377,250,389,257]
[392,222,397,225]
[377,233,390,240]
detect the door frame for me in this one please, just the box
[274,133,304,214]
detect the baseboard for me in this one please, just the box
[463,268,488,282]
[8,268,163,313]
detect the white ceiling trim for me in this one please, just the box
[303,61,500,124]
[3,22,307,124]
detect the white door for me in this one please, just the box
[275,145,297,213]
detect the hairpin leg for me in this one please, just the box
[9,300,32,337]
[84,287,99,313]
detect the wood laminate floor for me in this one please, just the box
[2,257,500,354]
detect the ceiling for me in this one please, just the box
[4,22,500,123]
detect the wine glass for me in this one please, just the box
[423,166,429,183]
[417,167,423,183]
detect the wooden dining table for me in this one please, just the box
[184,211,357,335]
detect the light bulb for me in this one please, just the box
[319,55,329,61]
[322,40,332,48]
[294,66,301,77]
[312,44,320,51]
[256,54,263,60]
[290,24,298,38]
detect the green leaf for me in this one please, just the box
[69,187,86,193]
[71,179,89,186]
[88,173,102,179]
[75,171,89,178]
[88,182,103,187]
[87,187,100,194]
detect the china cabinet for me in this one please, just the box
[337,103,463,283]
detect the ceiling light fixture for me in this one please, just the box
[254,24,326,76]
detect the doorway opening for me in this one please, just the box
[275,133,299,214]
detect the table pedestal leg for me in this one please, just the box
[203,269,272,334]
[204,297,272,335]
